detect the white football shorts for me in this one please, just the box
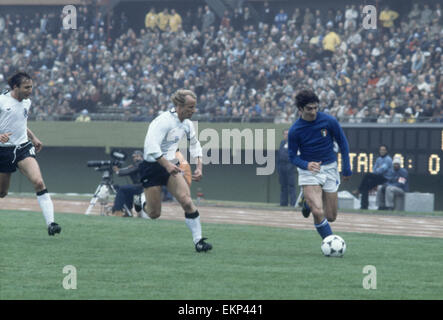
[297,161,340,193]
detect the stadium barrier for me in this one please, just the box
[394,192,435,212]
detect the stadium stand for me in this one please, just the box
[0,0,441,123]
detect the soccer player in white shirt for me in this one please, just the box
[0,72,61,236]
[140,89,212,252]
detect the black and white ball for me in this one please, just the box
[321,235,346,257]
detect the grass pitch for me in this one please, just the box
[1,209,442,300]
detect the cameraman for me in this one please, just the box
[111,150,144,217]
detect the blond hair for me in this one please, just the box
[171,89,197,107]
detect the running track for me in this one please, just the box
[2,197,443,238]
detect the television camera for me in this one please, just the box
[87,150,127,172]
[85,150,131,216]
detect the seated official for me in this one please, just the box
[353,144,392,209]
[112,150,144,217]
[376,156,409,210]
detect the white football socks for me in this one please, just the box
[185,211,202,244]
[37,190,54,226]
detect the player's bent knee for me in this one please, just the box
[310,205,324,217]
[147,207,161,219]
[149,211,161,219]
[143,203,161,219]
[325,209,337,222]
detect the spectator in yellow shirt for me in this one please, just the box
[379,6,399,32]
[157,8,170,31]
[169,9,182,32]
[75,109,91,122]
[322,23,341,58]
[145,8,157,31]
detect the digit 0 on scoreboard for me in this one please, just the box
[342,126,443,176]
[428,154,441,175]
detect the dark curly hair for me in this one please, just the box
[295,89,320,110]
[7,72,32,89]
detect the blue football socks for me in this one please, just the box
[315,218,333,239]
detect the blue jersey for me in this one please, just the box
[373,155,393,179]
[386,167,409,191]
[288,112,352,176]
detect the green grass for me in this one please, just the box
[1,210,442,300]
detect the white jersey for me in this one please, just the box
[0,91,31,146]
[144,109,202,163]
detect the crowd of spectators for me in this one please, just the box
[0,1,442,123]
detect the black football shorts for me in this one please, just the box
[0,141,36,173]
[139,160,171,188]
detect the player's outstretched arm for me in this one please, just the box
[329,118,352,178]
[288,128,309,170]
[187,121,203,181]
[192,156,202,181]
[27,128,42,152]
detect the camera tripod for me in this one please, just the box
[85,169,132,217]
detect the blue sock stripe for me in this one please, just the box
[314,218,328,228]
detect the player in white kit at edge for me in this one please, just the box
[0,72,61,236]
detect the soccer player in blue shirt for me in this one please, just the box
[288,89,352,239]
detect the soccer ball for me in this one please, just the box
[321,235,346,257]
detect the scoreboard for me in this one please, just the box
[338,124,443,176]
